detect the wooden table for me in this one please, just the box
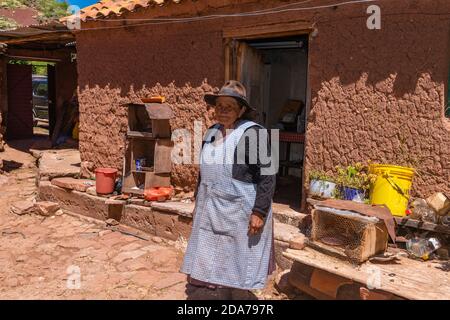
[395,217,450,235]
[278,132,305,176]
[284,247,450,300]
[295,198,450,299]
[308,198,450,235]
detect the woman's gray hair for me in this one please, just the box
[236,100,257,121]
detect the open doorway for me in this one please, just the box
[232,35,309,209]
[6,60,56,141]
[5,55,78,149]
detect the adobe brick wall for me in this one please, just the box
[305,2,450,197]
[0,55,6,154]
[75,20,222,190]
[0,55,5,155]
[75,0,450,197]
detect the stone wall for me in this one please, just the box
[38,181,194,241]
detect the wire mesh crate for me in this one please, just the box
[309,207,389,263]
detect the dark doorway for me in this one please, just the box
[47,64,56,138]
[6,60,58,142]
[6,64,33,140]
[232,35,309,210]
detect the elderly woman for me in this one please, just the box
[181,80,276,299]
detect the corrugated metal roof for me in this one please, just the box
[65,0,183,22]
[0,21,66,38]
[0,21,73,46]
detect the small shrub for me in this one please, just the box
[308,170,335,183]
[335,163,377,191]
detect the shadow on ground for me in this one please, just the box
[6,137,78,154]
[185,284,259,300]
[1,160,24,172]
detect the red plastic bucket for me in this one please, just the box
[95,168,118,195]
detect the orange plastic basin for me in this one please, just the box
[144,187,174,201]
[95,168,118,195]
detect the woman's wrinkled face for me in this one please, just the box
[215,97,245,128]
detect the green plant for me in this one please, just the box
[332,185,343,199]
[308,170,335,183]
[0,0,24,9]
[335,162,377,191]
[0,16,18,30]
[35,0,69,23]
[8,60,53,75]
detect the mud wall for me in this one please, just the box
[75,0,450,197]
[304,0,450,198]
[0,56,6,153]
[75,18,222,190]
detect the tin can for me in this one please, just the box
[136,159,142,171]
[136,158,146,171]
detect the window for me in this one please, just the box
[33,82,48,97]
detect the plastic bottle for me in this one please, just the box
[439,215,450,226]
[406,237,441,260]
[410,198,438,223]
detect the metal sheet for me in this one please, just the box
[315,199,397,243]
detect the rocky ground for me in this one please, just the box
[0,139,301,300]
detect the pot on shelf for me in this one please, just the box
[342,186,365,203]
[309,179,337,199]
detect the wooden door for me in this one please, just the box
[47,64,56,139]
[236,42,266,125]
[6,64,33,140]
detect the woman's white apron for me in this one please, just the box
[180,120,273,290]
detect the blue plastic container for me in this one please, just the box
[342,186,365,202]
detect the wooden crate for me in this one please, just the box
[152,120,171,138]
[154,139,174,174]
[122,103,174,195]
[122,171,146,195]
[309,208,389,263]
[127,103,152,132]
[145,172,171,188]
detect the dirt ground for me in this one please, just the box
[0,139,300,300]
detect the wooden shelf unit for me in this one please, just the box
[122,103,174,196]
[127,131,154,139]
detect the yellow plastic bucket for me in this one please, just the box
[369,164,415,217]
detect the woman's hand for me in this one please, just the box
[248,212,265,236]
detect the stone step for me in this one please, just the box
[272,203,307,227]
[39,180,305,271]
[51,177,95,192]
[38,149,81,180]
[274,220,303,242]
[273,220,306,271]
